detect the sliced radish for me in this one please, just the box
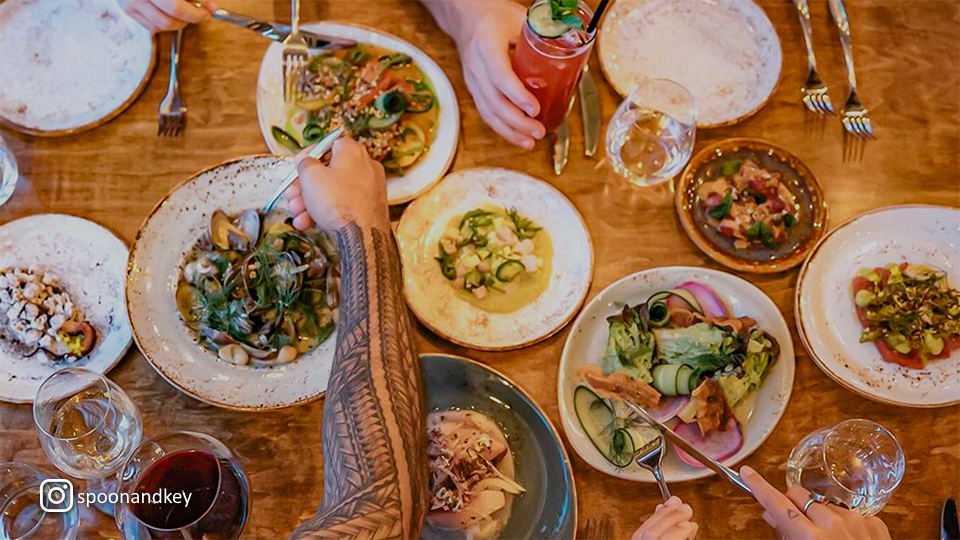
[672,418,742,468]
[677,282,731,319]
[649,396,688,423]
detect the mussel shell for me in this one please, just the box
[210,210,233,250]
[234,210,261,250]
[176,283,202,323]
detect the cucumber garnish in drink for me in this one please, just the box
[528,0,584,39]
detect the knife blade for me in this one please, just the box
[552,120,570,176]
[944,498,959,540]
[578,65,601,157]
[202,5,356,50]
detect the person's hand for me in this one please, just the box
[631,496,698,540]
[450,0,545,149]
[284,138,389,232]
[740,466,891,540]
[118,0,217,33]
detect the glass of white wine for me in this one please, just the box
[33,367,143,516]
[786,419,905,516]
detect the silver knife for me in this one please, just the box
[578,65,601,157]
[552,120,570,176]
[944,498,959,540]
[199,5,356,50]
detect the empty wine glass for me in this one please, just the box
[605,78,697,187]
[33,367,143,516]
[786,419,905,516]
[0,462,79,540]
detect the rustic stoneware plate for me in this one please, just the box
[796,205,960,407]
[421,353,576,540]
[598,0,781,128]
[0,0,155,136]
[395,168,594,351]
[256,22,459,205]
[0,215,132,403]
[559,267,795,482]
[127,156,336,411]
[676,138,828,274]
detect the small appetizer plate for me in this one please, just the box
[598,0,781,128]
[256,22,459,206]
[0,215,132,403]
[0,0,155,136]
[421,353,576,540]
[395,168,594,351]
[676,138,828,274]
[797,205,960,407]
[127,156,336,411]
[559,267,795,482]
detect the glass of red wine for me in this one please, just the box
[114,432,250,540]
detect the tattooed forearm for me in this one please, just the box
[291,222,427,540]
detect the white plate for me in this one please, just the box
[256,22,459,205]
[395,168,594,351]
[558,267,795,482]
[796,205,960,408]
[0,214,132,403]
[598,0,781,128]
[126,156,337,411]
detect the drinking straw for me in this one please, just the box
[586,0,611,33]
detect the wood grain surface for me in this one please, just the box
[1,1,958,538]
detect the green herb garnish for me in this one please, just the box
[708,194,733,220]
[549,0,584,29]
[721,158,743,177]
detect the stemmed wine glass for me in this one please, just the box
[115,432,250,540]
[0,462,80,540]
[33,367,143,516]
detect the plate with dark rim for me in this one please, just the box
[675,138,828,274]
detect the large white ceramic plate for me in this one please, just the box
[127,156,336,411]
[559,267,795,482]
[0,215,132,403]
[256,22,459,205]
[396,168,594,351]
[0,0,155,136]
[598,0,782,128]
[796,205,960,408]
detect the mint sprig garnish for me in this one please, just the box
[549,0,584,30]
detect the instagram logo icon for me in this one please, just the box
[39,479,74,513]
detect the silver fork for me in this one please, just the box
[158,28,186,137]
[828,0,875,139]
[794,0,833,115]
[634,436,671,501]
[578,516,613,540]
[281,0,308,103]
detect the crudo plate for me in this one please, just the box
[558,267,795,482]
[796,205,960,407]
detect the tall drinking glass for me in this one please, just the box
[605,79,698,187]
[33,367,143,516]
[0,133,18,207]
[786,419,905,516]
[0,462,79,540]
[512,0,596,133]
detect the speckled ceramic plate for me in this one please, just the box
[126,156,336,411]
[420,353,577,540]
[676,138,828,274]
[796,205,960,408]
[395,168,594,351]
[256,22,459,205]
[598,0,781,128]
[0,214,132,403]
[558,267,795,482]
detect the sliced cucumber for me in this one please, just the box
[676,365,695,395]
[527,3,569,38]
[609,428,635,468]
[574,386,625,467]
[652,364,681,396]
[496,260,525,282]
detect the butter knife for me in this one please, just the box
[199,5,356,50]
[552,120,570,176]
[578,65,601,157]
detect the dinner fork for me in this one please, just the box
[793,0,833,116]
[828,0,875,139]
[634,436,671,501]
[578,516,613,540]
[158,28,186,137]
[281,0,308,103]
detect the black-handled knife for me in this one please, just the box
[944,498,959,540]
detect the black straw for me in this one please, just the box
[586,0,610,34]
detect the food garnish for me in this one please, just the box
[528,0,585,39]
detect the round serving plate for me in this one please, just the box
[126,156,337,411]
[0,0,156,136]
[395,167,594,351]
[421,353,577,540]
[796,205,960,408]
[676,138,828,273]
[558,266,795,482]
[598,0,782,128]
[0,214,132,403]
[256,22,459,205]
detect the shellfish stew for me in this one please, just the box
[573,282,779,468]
[271,44,439,175]
[175,209,339,367]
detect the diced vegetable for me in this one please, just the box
[496,260,525,282]
[272,126,303,153]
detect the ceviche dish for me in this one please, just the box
[427,410,524,540]
[272,44,438,174]
[176,209,339,367]
[573,281,779,467]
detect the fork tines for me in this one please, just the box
[282,50,307,103]
[157,112,185,137]
[578,516,614,540]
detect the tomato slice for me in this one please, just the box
[874,341,924,369]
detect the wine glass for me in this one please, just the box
[786,419,905,516]
[605,78,698,187]
[115,432,250,540]
[33,367,143,516]
[0,462,80,540]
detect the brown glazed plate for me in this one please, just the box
[675,138,828,274]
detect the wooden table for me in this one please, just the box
[1,1,958,538]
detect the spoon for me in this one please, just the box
[634,435,670,500]
[263,127,344,214]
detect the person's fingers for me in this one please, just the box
[283,180,302,200]
[465,69,535,149]
[153,0,209,23]
[472,57,545,139]
[864,516,891,539]
[740,466,816,539]
[476,38,540,117]
[132,0,186,32]
[195,0,219,12]
[636,497,683,536]
[802,502,847,533]
[784,486,813,510]
[124,6,156,32]
[645,502,693,539]
[664,521,698,540]
[292,212,314,231]
[287,196,307,216]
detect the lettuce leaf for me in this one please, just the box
[601,306,655,383]
[718,330,780,407]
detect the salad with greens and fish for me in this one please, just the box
[574,281,780,468]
